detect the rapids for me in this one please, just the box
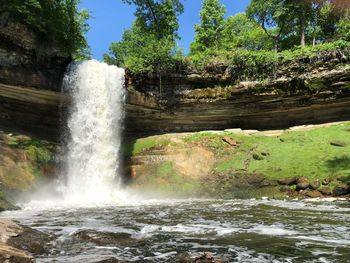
[1,199,350,262]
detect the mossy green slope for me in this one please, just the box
[127,122,350,198]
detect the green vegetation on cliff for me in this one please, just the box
[0,132,56,196]
[105,0,350,77]
[127,122,350,198]
[0,0,90,59]
[104,0,183,74]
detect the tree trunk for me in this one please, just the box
[274,39,278,53]
[300,11,306,48]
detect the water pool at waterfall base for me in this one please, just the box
[1,199,350,263]
[2,61,348,263]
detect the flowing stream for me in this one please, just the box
[1,199,350,262]
[1,60,350,262]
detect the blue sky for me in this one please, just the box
[78,0,251,60]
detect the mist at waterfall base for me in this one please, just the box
[26,60,132,206]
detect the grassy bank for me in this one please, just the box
[127,122,350,198]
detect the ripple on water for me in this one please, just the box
[1,198,350,262]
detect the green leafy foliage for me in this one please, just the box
[222,13,273,51]
[0,0,91,59]
[105,0,183,75]
[122,0,183,39]
[190,0,226,55]
[104,22,180,74]
[337,14,350,41]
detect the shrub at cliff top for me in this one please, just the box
[188,40,350,81]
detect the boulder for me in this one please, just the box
[0,243,34,263]
[332,185,350,196]
[277,177,297,186]
[74,230,145,247]
[310,180,320,190]
[319,187,332,196]
[306,190,323,198]
[0,219,51,262]
[296,177,310,191]
[194,252,226,263]
[3,222,51,255]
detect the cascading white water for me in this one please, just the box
[62,60,126,204]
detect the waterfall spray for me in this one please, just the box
[61,60,126,204]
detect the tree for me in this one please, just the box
[0,0,90,59]
[104,0,183,97]
[104,21,178,73]
[336,11,350,41]
[222,13,273,51]
[190,0,226,54]
[283,0,313,48]
[246,0,292,51]
[121,0,183,39]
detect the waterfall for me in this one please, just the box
[61,60,126,204]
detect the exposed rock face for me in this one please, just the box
[0,17,70,91]
[0,19,349,139]
[0,219,51,262]
[0,83,66,139]
[125,62,350,134]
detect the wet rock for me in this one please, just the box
[332,185,350,196]
[74,230,145,247]
[194,252,226,263]
[320,187,332,196]
[0,243,35,263]
[310,180,320,190]
[277,177,297,186]
[306,190,323,198]
[0,219,51,255]
[92,258,121,263]
[0,198,19,212]
[0,219,50,262]
[296,177,310,191]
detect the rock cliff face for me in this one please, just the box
[0,17,70,91]
[125,52,350,135]
[0,19,350,139]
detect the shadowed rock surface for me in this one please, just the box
[0,219,51,262]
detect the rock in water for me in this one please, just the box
[0,219,51,261]
[0,243,34,263]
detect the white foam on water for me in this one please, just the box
[250,225,297,236]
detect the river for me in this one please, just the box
[1,198,350,262]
